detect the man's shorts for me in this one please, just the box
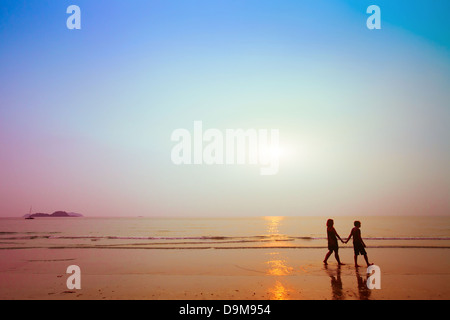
[353,243,367,256]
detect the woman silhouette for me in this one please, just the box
[323,219,345,265]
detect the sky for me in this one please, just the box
[0,0,449,217]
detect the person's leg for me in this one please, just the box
[324,250,332,264]
[363,254,371,266]
[335,251,344,265]
[354,254,359,267]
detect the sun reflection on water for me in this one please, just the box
[266,252,294,276]
[264,216,283,236]
[264,216,295,300]
[268,281,289,300]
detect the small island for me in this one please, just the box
[23,211,83,218]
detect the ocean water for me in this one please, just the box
[1,216,449,250]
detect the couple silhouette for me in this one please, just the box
[323,219,373,267]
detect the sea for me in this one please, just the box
[0,216,449,250]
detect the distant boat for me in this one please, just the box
[25,206,34,219]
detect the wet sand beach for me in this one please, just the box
[0,246,449,300]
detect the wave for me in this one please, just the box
[45,235,450,241]
[0,236,52,240]
[293,236,450,241]
[0,234,448,241]
[1,245,449,250]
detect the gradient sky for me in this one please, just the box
[0,0,449,217]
